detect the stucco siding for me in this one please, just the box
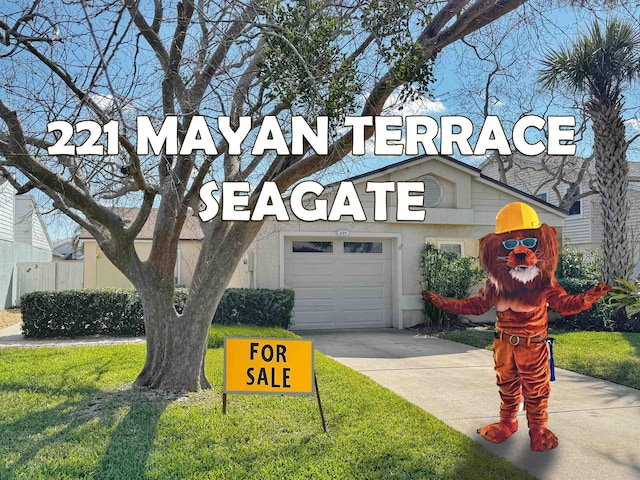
[83,239,202,289]
[12,197,51,250]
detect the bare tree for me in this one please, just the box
[0,0,529,391]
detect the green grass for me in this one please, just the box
[208,324,299,349]
[0,327,533,479]
[439,329,640,390]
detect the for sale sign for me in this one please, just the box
[223,337,314,395]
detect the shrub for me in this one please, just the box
[554,244,616,331]
[21,289,144,338]
[420,243,486,325]
[607,279,640,332]
[213,288,295,329]
[557,244,600,281]
[553,278,614,331]
[21,287,295,338]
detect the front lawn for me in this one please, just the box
[439,329,640,390]
[0,327,532,479]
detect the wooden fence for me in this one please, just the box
[15,261,84,305]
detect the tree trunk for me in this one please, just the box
[591,97,631,284]
[134,283,220,391]
[133,220,262,392]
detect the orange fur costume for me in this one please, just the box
[422,202,610,451]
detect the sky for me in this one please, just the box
[338,1,640,181]
[22,1,640,242]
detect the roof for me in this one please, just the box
[334,154,568,216]
[78,207,204,240]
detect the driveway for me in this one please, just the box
[302,329,640,480]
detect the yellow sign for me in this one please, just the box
[223,337,314,395]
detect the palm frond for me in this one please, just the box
[538,17,640,99]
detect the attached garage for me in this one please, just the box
[243,155,567,331]
[283,237,393,330]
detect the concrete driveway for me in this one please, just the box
[301,329,640,480]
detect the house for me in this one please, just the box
[79,208,250,289]
[80,208,202,289]
[53,237,84,261]
[240,154,567,330]
[480,153,640,267]
[0,179,53,308]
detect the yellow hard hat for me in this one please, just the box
[495,202,541,234]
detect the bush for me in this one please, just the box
[21,287,295,338]
[554,244,616,331]
[420,243,486,325]
[213,288,295,329]
[607,279,640,332]
[553,278,613,331]
[21,289,144,338]
[557,244,600,281]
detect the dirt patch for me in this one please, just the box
[407,318,494,336]
[0,309,21,330]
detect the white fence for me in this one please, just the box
[15,261,84,305]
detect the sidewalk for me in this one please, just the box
[303,329,640,480]
[0,323,145,348]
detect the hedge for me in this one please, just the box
[213,288,295,329]
[21,289,144,338]
[554,278,639,332]
[21,287,295,338]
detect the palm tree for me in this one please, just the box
[539,18,640,285]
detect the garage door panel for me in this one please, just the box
[342,285,387,300]
[284,238,393,330]
[291,311,336,329]
[341,262,387,277]
[341,309,388,327]
[290,262,334,276]
[294,286,334,299]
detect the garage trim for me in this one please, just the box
[278,230,403,329]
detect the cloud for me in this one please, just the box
[382,92,446,117]
[89,93,135,114]
[627,118,640,132]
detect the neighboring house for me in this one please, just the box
[80,208,203,289]
[241,154,566,331]
[79,208,250,289]
[0,179,53,308]
[480,153,640,267]
[53,237,84,260]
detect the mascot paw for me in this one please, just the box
[529,427,558,452]
[422,290,445,304]
[584,282,612,303]
[477,420,518,443]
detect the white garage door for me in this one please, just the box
[284,237,393,330]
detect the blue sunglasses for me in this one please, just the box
[502,238,537,250]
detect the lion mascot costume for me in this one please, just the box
[422,202,611,451]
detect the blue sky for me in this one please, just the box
[333,1,640,181]
[31,1,640,241]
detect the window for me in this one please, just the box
[419,175,443,208]
[568,187,581,216]
[438,242,463,256]
[344,241,383,253]
[292,241,333,253]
